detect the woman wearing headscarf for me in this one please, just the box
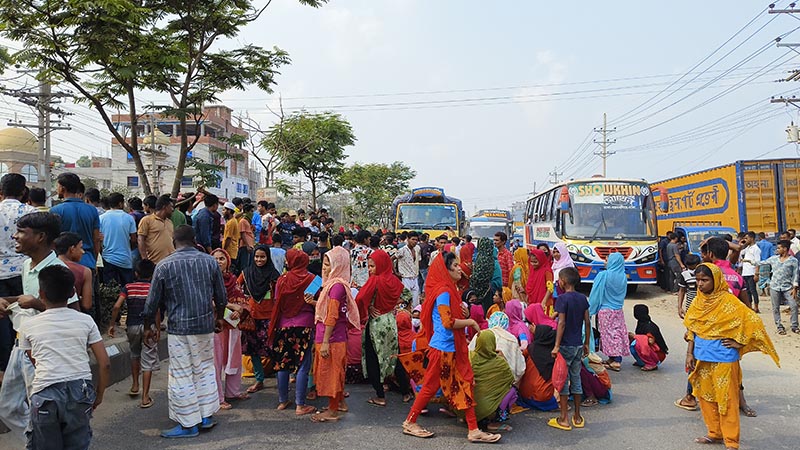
[311,246,361,423]
[630,304,669,371]
[268,249,317,415]
[211,249,250,409]
[550,242,575,280]
[508,248,529,303]
[517,319,559,412]
[486,287,512,319]
[470,312,526,384]
[238,244,281,394]
[504,300,530,350]
[356,250,412,406]
[469,331,517,433]
[458,243,475,292]
[524,248,555,319]
[464,289,488,341]
[396,308,415,354]
[402,252,501,443]
[588,252,629,372]
[471,238,500,315]
[685,263,779,450]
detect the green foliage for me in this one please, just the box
[0,0,324,197]
[339,162,416,228]
[96,280,121,330]
[263,111,356,210]
[76,155,92,168]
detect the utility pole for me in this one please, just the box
[548,167,563,185]
[593,112,616,177]
[2,76,72,204]
[150,109,158,194]
[768,5,800,144]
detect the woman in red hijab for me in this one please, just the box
[457,243,475,292]
[269,249,317,416]
[356,250,413,405]
[525,248,555,319]
[401,252,502,443]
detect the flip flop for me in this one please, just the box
[694,436,722,444]
[139,398,154,409]
[487,423,513,432]
[547,418,572,431]
[367,398,387,407]
[276,401,293,411]
[572,417,585,428]
[246,383,264,394]
[581,399,599,407]
[310,412,340,423]
[128,388,140,397]
[295,405,316,416]
[219,402,233,410]
[674,398,698,411]
[467,430,502,443]
[402,422,434,438]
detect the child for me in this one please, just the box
[463,289,488,340]
[54,231,93,313]
[629,304,668,371]
[549,267,590,431]
[677,254,700,319]
[19,265,110,449]
[108,259,159,408]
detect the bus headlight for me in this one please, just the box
[637,252,657,264]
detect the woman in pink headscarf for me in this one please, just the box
[550,242,575,281]
[504,300,530,350]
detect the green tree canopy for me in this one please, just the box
[263,111,356,210]
[338,162,416,228]
[0,0,326,196]
[75,155,92,168]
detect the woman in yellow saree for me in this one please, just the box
[685,263,779,450]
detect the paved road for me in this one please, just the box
[29,286,797,450]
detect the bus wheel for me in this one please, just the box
[626,285,638,295]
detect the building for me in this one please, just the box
[0,128,42,185]
[110,105,263,199]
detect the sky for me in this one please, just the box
[2,1,800,214]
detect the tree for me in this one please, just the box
[0,0,326,197]
[263,111,355,210]
[75,155,92,168]
[338,162,416,228]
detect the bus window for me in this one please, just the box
[550,189,559,221]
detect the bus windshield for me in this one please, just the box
[468,223,507,239]
[397,204,458,230]
[563,182,657,240]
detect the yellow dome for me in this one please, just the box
[142,129,171,146]
[0,128,38,153]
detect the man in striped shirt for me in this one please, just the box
[142,225,227,439]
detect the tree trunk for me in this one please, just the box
[171,114,189,198]
[126,87,152,195]
[310,177,317,211]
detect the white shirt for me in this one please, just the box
[0,199,36,280]
[19,308,102,394]
[792,237,800,255]
[741,244,761,277]
[9,251,79,331]
[396,245,421,279]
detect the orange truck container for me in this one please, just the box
[651,159,800,234]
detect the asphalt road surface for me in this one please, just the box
[6,286,796,450]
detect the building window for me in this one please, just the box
[186,150,193,160]
[102,180,112,189]
[181,176,193,187]
[235,182,242,193]
[0,163,8,177]
[242,184,248,194]
[20,164,38,183]
[127,176,139,187]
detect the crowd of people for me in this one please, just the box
[0,171,784,449]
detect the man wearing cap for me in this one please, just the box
[222,202,241,271]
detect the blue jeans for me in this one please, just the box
[558,345,583,396]
[26,380,95,450]
[251,356,265,383]
[277,344,313,405]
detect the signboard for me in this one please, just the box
[569,183,649,208]
[257,187,278,203]
[412,187,445,197]
[653,178,729,219]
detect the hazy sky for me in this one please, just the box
[2,1,799,213]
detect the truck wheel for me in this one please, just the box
[626,285,638,295]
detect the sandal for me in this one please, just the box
[295,405,316,416]
[128,387,140,397]
[793,328,800,334]
[219,402,233,410]
[674,398,697,411]
[740,405,757,417]
[641,365,658,372]
[695,436,722,444]
[139,398,154,409]
[306,389,317,401]
[547,418,572,431]
[246,382,264,394]
[607,363,621,372]
[227,393,250,401]
[311,412,340,423]
[467,429,501,443]
[778,328,787,335]
[402,421,434,438]
[571,416,585,428]
[581,398,599,407]
[367,398,387,407]
[487,423,512,432]
[276,401,293,411]
[402,393,414,403]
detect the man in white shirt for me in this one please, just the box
[396,232,421,307]
[741,231,762,313]
[0,212,79,440]
[0,174,36,384]
[789,228,800,255]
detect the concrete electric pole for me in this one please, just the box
[593,113,616,177]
